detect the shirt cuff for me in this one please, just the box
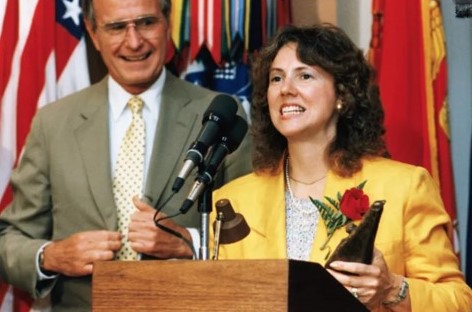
[187,228,200,259]
[36,242,58,280]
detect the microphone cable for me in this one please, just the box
[152,191,197,259]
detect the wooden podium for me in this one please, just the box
[92,259,368,311]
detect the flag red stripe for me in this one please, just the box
[55,22,79,79]
[276,0,291,26]
[12,288,32,312]
[189,0,200,61]
[16,0,55,153]
[260,0,267,44]
[0,283,10,309]
[0,0,18,101]
[0,187,13,212]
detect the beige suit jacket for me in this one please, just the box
[0,71,252,311]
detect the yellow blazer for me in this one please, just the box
[212,157,472,311]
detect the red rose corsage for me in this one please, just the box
[339,187,370,220]
[310,180,369,258]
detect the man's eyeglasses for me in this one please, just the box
[98,16,164,40]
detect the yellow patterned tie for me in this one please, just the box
[113,96,145,260]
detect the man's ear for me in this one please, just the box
[84,19,101,52]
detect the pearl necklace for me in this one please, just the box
[285,156,296,199]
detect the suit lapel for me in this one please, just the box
[74,78,117,229]
[144,73,199,207]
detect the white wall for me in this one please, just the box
[337,0,372,53]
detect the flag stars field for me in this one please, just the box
[62,0,82,26]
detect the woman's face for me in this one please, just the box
[267,43,338,143]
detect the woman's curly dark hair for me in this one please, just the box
[251,24,389,177]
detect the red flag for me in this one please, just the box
[369,0,458,250]
[276,0,292,27]
[189,0,222,64]
[0,0,90,310]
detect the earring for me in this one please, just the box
[336,100,343,111]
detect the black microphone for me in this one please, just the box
[180,115,248,214]
[172,94,238,193]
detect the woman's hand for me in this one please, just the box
[325,248,399,310]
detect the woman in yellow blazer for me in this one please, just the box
[212,24,472,311]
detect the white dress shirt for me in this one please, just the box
[108,71,164,184]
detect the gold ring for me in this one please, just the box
[351,287,359,299]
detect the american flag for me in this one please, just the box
[0,0,90,310]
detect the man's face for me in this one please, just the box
[85,0,170,94]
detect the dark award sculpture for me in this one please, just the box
[325,200,385,271]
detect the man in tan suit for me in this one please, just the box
[0,0,251,311]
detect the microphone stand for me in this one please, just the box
[197,182,213,260]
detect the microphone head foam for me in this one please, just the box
[223,115,248,153]
[203,94,238,130]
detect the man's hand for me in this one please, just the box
[128,197,194,259]
[41,231,121,277]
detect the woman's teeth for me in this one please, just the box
[281,105,305,115]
